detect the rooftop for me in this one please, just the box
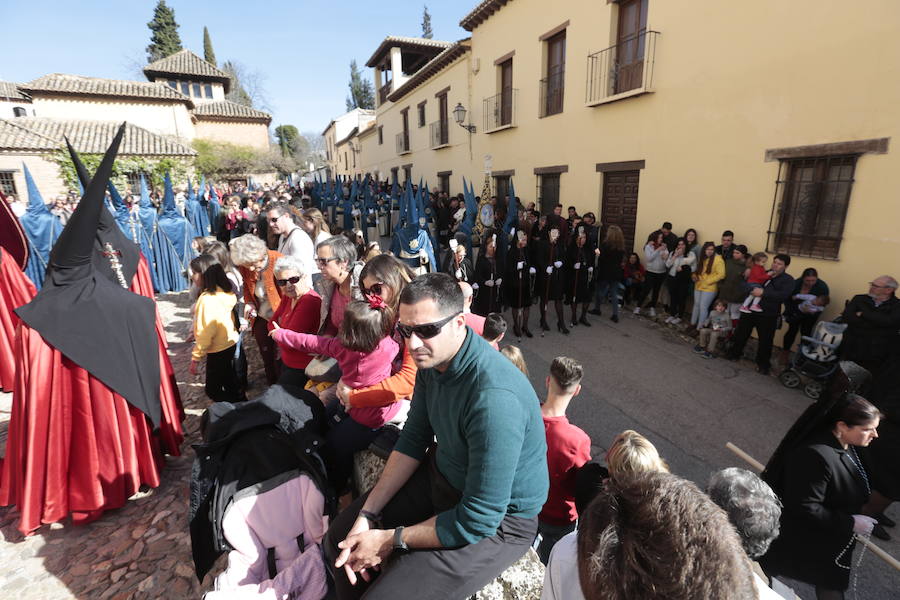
[460,0,512,31]
[387,40,471,103]
[192,100,271,123]
[365,36,454,68]
[0,82,30,102]
[143,49,231,91]
[0,118,197,156]
[20,74,193,108]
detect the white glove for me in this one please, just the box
[588,267,594,275]
[484,279,494,287]
[574,262,581,270]
[517,261,524,270]
[495,278,502,286]
[852,515,877,534]
[351,208,360,216]
[529,267,537,275]
[471,283,479,290]
[554,261,563,268]
[546,266,554,274]
[455,269,462,279]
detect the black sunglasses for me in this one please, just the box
[362,282,385,296]
[315,256,340,266]
[276,276,301,286]
[397,312,461,340]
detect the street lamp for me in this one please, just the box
[453,103,476,134]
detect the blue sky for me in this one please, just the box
[4,0,471,136]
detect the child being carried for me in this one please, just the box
[740,252,773,313]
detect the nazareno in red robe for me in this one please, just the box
[0,249,36,392]
[0,256,184,535]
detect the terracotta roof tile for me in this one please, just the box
[460,0,512,31]
[366,36,454,68]
[21,74,193,107]
[143,49,230,82]
[0,82,30,102]
[0,118,196,156]
[192,100,271,122]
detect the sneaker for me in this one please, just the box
[671,317,682,325]
[664,316,674,324]
[757,366,771,375]
[693,345,704,354]
[633,307,642,315]
[749,304,763,312]
[702,351,714,359]
[647,308,657,317]
[739,306,751,314]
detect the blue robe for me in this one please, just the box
[19,164,62,289]
[391,226,437,274]
[157,175,193,292]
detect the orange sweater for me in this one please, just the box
[240,250,283,319]
[348,344,417,408]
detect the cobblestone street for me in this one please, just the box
[0,291,265,599]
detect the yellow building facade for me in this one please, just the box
[343,0,900,321]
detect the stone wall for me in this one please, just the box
[0,152,66,202]
[193,119,270,150]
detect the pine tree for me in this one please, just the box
[346,60,375,111]
[222,61,253,107]
[422,5,433,39]
[203,26,217,67]
[146,0,183,63]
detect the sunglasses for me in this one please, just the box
[268,216,282,224]
[397,312,461,340]
[276,276,301,286]
[315,256,340,266]
[362,282,385,296]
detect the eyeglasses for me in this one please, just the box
[397,312,461,340]
[276,276,301,286]
[268,215,283,224]
[362,282,385,296]
[315,256,340,266]
[869,282,893,289]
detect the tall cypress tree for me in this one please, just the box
[203,26,217,66]
[146,0,183,63]
[346,60,375,111]
[422,5,433,39]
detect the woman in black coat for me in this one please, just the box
[533,216,567,334]
[565,226,594,328]
[504,230,534,339]
[760,395,882,599]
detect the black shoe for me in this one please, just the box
[570,319,578,328]
[873,524,891,541]
[513,325,522,338]
[757,366,771,376]
[557,322,570,335]
[588,309,602,316]
[523,327,533,338]
[610,315,619,323]
[579,316,591,327]
[540,319,550,332]
[878,513,896,528]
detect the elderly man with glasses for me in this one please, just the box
[323,273,548,600]
[840,275,900,377]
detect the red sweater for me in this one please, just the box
[268,290,322,369]
[539,415,592,526]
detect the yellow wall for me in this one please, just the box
[354,0,900,322]
[193,119,270,150]
[0,153,66,201]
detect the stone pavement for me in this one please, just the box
[0,290,265,599]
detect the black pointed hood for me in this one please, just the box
[16,124,161,425]
[64,136,141,285]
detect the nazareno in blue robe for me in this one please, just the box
[19,163,62,290]
[155,172,193,291]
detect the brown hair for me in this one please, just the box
[603,225,626,253]
[550,356,583,390]
[697,241,717,275]
[828,393,884,428]
[302,207,330,240]
[359,253,414,313]
[338,300,395,353]
[577,472,756,600]
[500,345,529,376]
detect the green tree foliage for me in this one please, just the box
[422,5,433,39]
[274,124,310,159]
[193,139,297,176]
[222,60,253,107]
[203,26,217,67]
[49,149,191,193]
[346,60,375,111]
[146,0,183,63]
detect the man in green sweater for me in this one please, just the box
[324,273,548,599]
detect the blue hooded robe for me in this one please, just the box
[156,172,193,291]
[19,163,62,289]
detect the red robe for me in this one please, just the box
[0,256,184,535]
[0,250,36,392]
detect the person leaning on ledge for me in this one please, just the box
[323,273,548,600]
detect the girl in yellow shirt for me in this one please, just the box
[690,242,726,330]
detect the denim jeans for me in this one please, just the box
[593,279,621,316]
[691,289,717,326]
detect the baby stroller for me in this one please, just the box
[779,321,847,399]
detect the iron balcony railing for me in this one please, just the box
[395,131,410,154]
[539,69,565,117]
[483,88,518,131]
[586,30,659,104]
[430,120,449,148]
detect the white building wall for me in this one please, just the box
[30,96,195,140]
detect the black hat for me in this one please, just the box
[16,124,161,425]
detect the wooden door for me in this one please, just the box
[601,170,640,251]
[615,0,648,94]
[540,174,560,215]
[500,60,513,126]
[545,32,566,115]
[438,93,449,145]
[402,111,410,150]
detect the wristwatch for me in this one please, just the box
[393,526,409,553]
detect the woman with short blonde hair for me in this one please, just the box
[605,430,669,480]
